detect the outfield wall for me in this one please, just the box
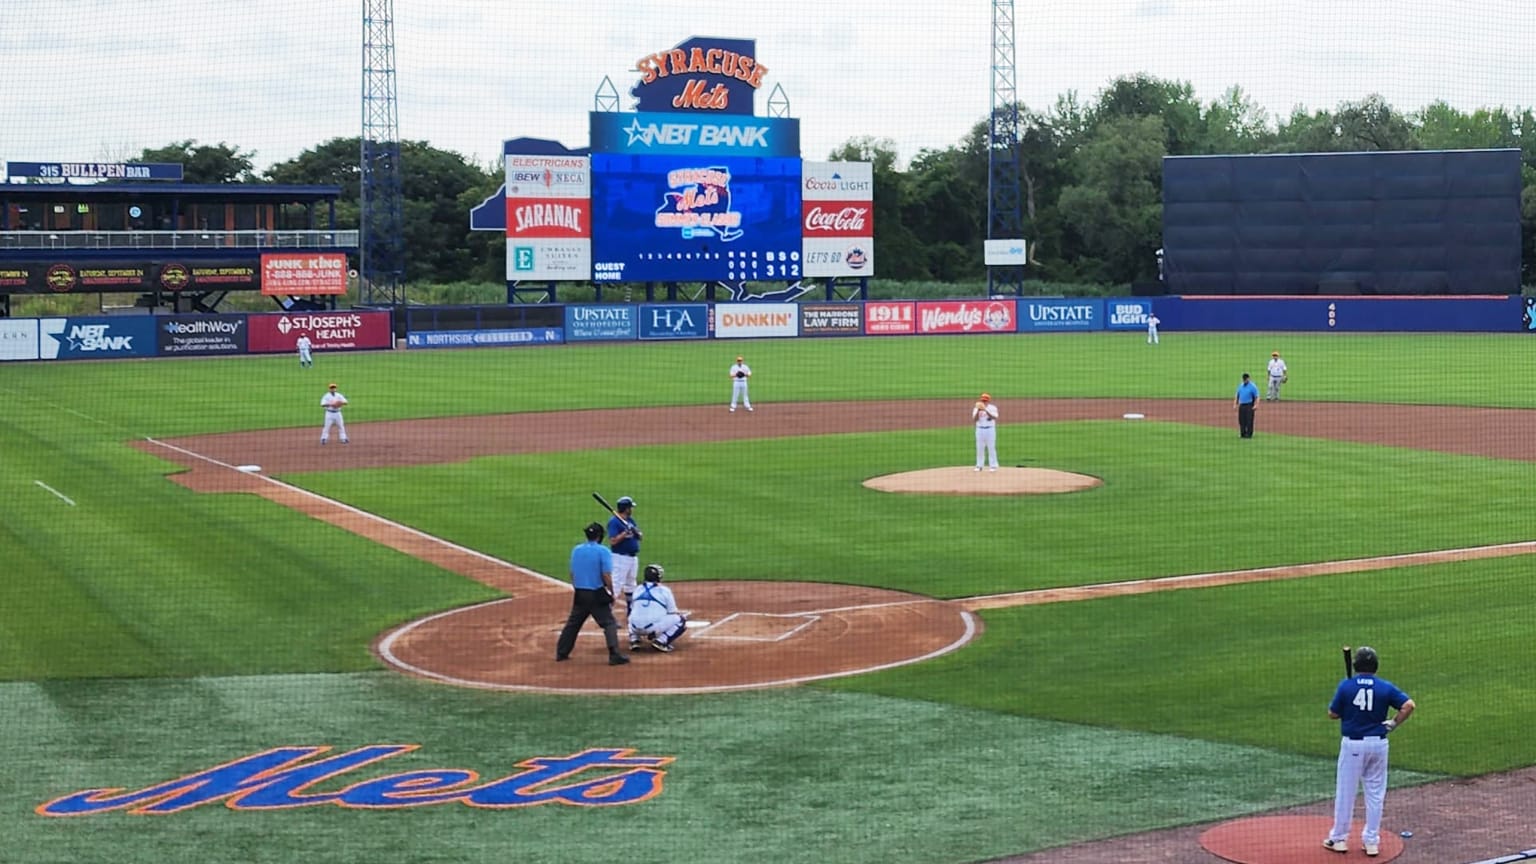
[0,296,1527,362]
[0,310,393,362]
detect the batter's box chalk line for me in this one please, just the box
[698,611,820,642]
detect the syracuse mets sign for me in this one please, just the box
[631,36,765,115]
[37,747,673,816]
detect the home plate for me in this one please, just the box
[1122,413,1145,420]
[236,465,263,473]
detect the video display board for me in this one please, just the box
[590,153,802,283]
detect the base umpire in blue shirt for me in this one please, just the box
[555,522,630,665]
[1235,373,1260,438]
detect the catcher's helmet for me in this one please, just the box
[1353,646,1379,673]
[643,563,665,582]
[583,522,604,541]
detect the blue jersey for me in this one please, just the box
[608,514,640,556]
[569,541,612,590]
[1236,381,1259,404]
[1330,674,1409,738]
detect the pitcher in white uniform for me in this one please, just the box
[728,355,753,412]
[296,334,313,368]
[627,564,687,652]
[972,393,999,471]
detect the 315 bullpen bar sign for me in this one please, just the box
[7,161,184,181]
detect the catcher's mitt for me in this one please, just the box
[735,371,746,378]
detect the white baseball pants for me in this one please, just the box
[731,380,751,410]
[321,411,347,443]
[975,426,998,469]
[1328,736,1389,847]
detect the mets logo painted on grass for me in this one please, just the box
[36,747,672,816]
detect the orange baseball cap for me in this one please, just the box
[979,393,991,401]
[736,355,744,361]
[328,382,337,388]
[1271,351,1279,356]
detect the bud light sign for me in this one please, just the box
[1105,300,1153,331]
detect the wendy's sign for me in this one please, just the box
[632,37,764,115]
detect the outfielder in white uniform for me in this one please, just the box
[972,393,999,471]
[296,335,313,368]
[729,355,753,412]
[1146,314,1160,344]
[628,564,687,652]
[1266,351,1288,401]
[320,383,349,444]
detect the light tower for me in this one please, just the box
[987,0,1025,296]
[361,0,405,305]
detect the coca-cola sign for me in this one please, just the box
[802,203,870,236]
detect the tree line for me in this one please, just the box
[124,75,1536,288]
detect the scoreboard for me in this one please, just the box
[589,154,802,283]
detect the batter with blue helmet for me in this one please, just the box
[1323,646,1415,856]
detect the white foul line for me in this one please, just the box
[34,481,76,506]
[143,437,565,588]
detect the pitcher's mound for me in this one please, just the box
[863,466,1102,495]
[1199,815,1405,863]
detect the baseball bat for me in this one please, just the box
[592,492,638,532]
[1342,645,1353,678]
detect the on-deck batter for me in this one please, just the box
[1324,646,1415,856]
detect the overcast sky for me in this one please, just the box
[3,0,1535,176]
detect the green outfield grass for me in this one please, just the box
[1,331,1532,863]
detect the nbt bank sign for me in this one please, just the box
[590,111,799,158]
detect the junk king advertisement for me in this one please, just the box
[260,253,349,296]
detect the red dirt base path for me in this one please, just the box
[374,581,977,695]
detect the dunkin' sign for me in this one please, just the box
[801,161,874,278]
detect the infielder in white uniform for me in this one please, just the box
[296,335,313,368]
[1146,313,1160,344]
[972,393,999,471]
[627,564,687,652]
[320,383,349,444]
[728,355,753,412]
[1266,351,1288,401]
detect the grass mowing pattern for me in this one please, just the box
[1,675,1433,864]
[0,331,1532,862]
[297,423,1536,598]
